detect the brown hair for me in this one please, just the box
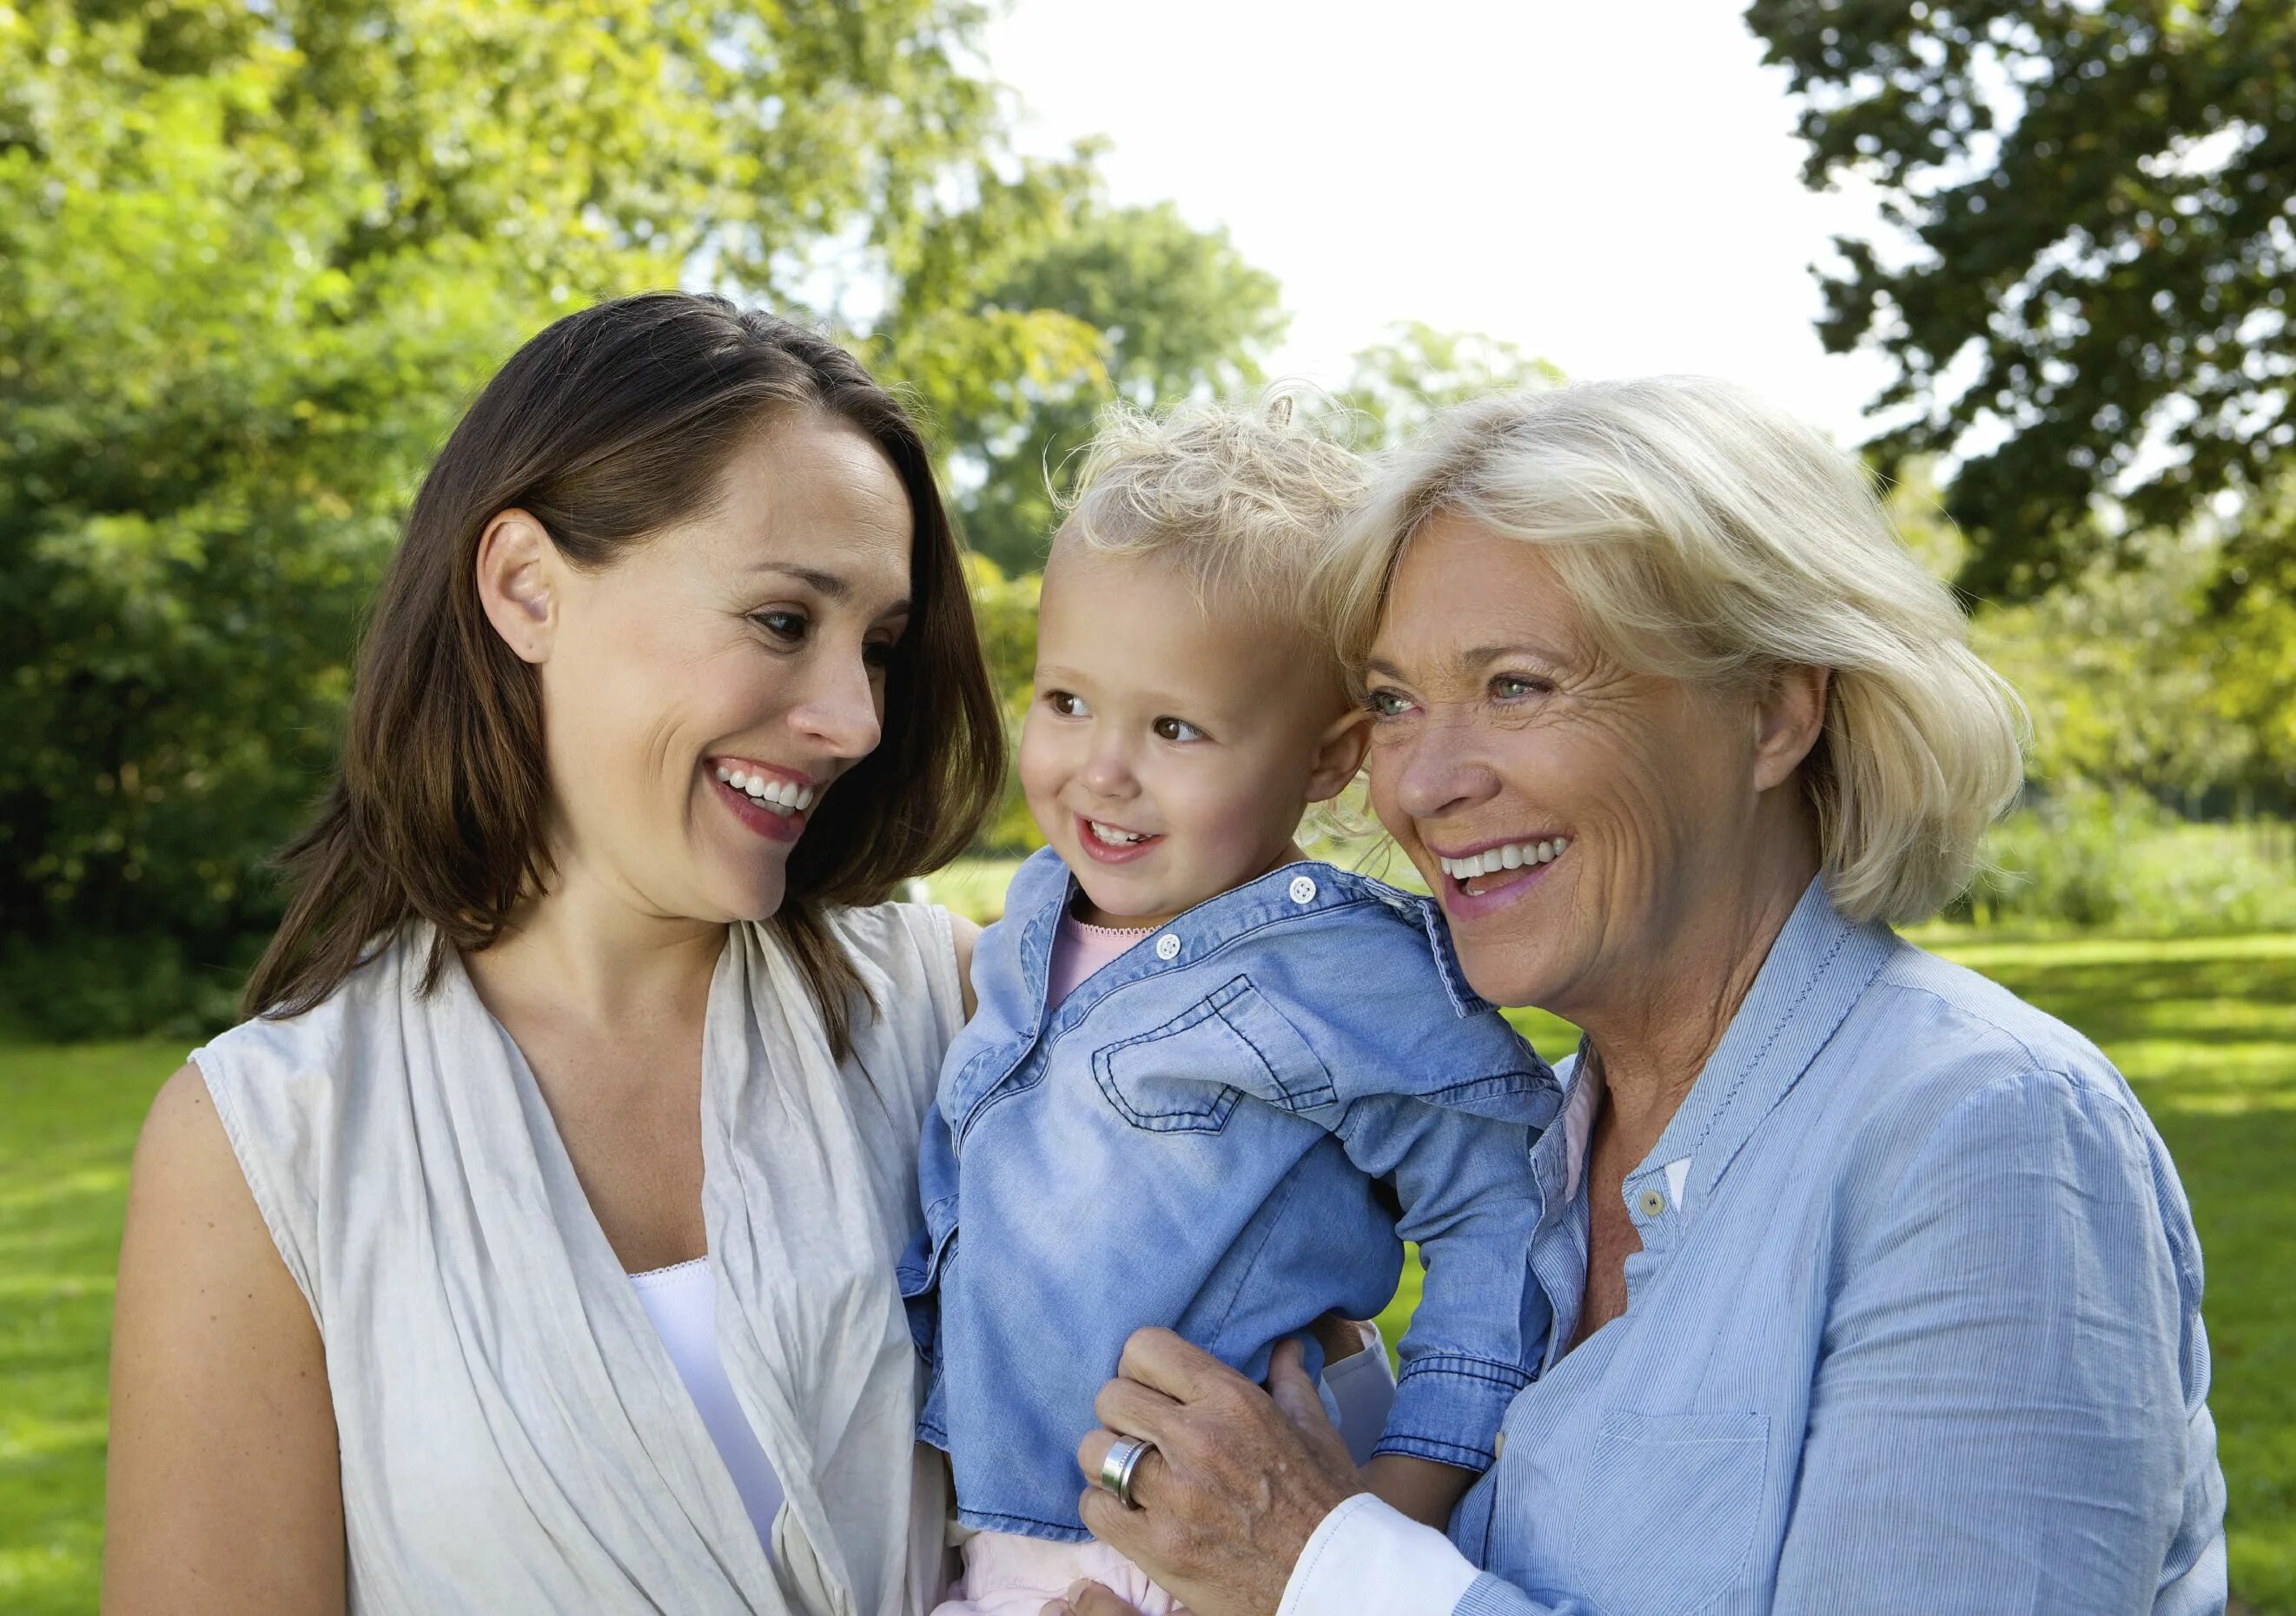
[243,292,1003,1056]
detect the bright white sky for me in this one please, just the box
[983,0,1900,446]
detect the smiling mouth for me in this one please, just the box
[1075,815,1162,863]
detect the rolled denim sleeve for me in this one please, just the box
[1770,1066,2223,1613]
[1333,1092,1542,1468]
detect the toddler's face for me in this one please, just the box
[1019,547,1363,929]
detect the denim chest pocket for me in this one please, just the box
[1092,976,1335,1133]
[1563,1408,1770,1616]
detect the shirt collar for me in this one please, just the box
[1629,874,1899,1213]
[1001,845,1499,1026]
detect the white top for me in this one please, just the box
[630,1258,785,1553]
[193,905,966,1616]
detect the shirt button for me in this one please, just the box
[1288,874,1318,905]
[1155,933,1181,961]
[1638,1188,1668,1218]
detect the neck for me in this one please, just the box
[463,863,729,1036]
[1572,825,1819,1144]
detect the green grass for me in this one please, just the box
[3,936,2291,1610]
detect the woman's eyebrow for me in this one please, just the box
[1366,643,1562,683]
[750,561,911,618]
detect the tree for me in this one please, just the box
[896,169,1286,573]
[0,0,1281,1030]
[1322,322,1564,451]
[1748,0,2296,599]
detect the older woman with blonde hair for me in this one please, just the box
[1052,377,2227,1616]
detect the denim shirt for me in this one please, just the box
[1283,877,2223,1616]
[903,848,1559,1541]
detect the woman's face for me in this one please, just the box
[1360,513,1775,1017]
[517,416,914,928]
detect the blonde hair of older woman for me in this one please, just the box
[1320,376,2028,927]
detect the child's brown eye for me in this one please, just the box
[1154,717,1208,743]
[1046,691,1088,719]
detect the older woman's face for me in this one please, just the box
[1362,513,1771,1015]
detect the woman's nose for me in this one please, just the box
[1388,716,1499,821]
[790,645,883,759]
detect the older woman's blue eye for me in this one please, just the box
[1492,674,1549,700]
[1364,688,1413,719]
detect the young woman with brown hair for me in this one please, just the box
[102,292,1004,1615]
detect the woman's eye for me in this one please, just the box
[751,610,807,645]
[1363,687,1415,719]
[863,637,897,672]
[1491,673,1552,701]
[1046,690,1088,719]
[1154,717,1206,743]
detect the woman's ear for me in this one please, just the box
[474,509,561,665]
[1305,706,1373,805]
[1751,663,1830,793]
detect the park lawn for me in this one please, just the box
[3,936,2293,1612]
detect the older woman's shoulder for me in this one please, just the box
[1815,938,2199,1270]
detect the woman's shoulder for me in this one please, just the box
[194,929,422,1100]
[1823,938,2198,1272]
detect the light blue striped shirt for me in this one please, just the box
[1281,878,2227,1616]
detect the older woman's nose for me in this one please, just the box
[1388,719,1500,821]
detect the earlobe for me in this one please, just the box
[474,509,559,664]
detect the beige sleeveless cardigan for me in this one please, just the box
[192,904,964,1614]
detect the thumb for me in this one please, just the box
[1267,1336,1340,1443]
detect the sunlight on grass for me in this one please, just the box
[2,931,2291,1609]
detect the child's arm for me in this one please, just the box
[1360,1452,1478,1529]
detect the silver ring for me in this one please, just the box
[1097,1434,1157,1509]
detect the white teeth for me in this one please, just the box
[1088,821,1147,846]
[1438,838,1569,880]
[719,765,818,814]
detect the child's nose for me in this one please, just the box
[1080,738,1135,798]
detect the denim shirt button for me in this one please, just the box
[1288,874,1318,904]
[1155,933,1181,961]
[1638,1188,1667,1217]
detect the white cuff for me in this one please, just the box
[1276,1493,1481,1616]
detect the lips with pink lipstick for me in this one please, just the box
[1075,813,1162,865]
[711,758,819,844]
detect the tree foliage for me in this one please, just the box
[0,0,1284,1029]
[1748,0,2296,598]
[1321,321,1565,450]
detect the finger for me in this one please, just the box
[1309,1309,1372,1365]
[1093,1375,1182,1445]
[1068,1581,1144,1616]
[1075,1426,1117,1485]
[1075,1425,1171,1511]
[1078,1483,1152,1560]
[1115,1326,1247,1405]
[1266,1337,1349,1460]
